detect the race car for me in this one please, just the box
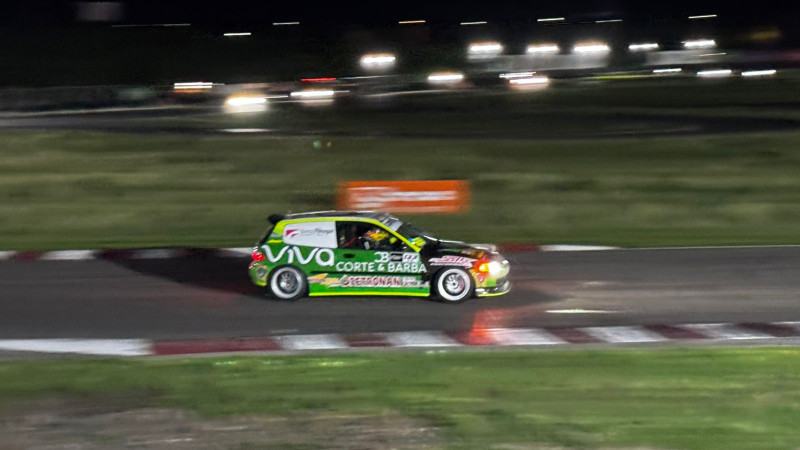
[248,211,511,302]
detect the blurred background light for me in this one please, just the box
[468,42,503,60]
[360,53,396,70]
[460,21,487,25]
[468,42,503,54]
[689,14,717,19]
[697,69,732,78]
[223,32,251,37]
[224,94,267,113]
[537,17,565,22]
[427,72,464,84]
[629,43,659,52]
[499,72,535,79]
[653,68,682,73]
[573,42,610,54]
[742,69,777,77]
[526,44,560,55]
[509,76,549,85]
[272,22,299,26]
[684,39,717,49]
[173,82,213,92]
[399,20,426,24]
[290,89,335,99]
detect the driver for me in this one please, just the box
[339,223,361,249]
[362,227,396,250]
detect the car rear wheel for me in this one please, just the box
[269,266,307,301]
[434,267,473,303]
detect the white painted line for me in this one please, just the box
[628,245,800,251]
[275,334,348,351]
[219,128,271,133]
[540,245,620,252]
[40,250,97,261]
[220,247,253,256]
[683,323,774,340]
[131,249,183,259]
[0,251,14,260]
[546,309,617,314]
[776,321,800,330]
[383,331,460,347]
[583,326,668,343]
[487,328,566,346]
[0,339,151,356]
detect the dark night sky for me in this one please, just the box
[2,1,798,26]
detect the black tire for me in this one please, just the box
[433,267,474,303]
[268,266,307,301]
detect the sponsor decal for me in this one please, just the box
[260,246,426,273]
[402,253,420,263]
[335,260,427,273]
[309,273,424,288]
[282,221,337,248]
[261,246,335,267]
[307,273,340,286]
[284,227,334,239]
[390,253,402,262]
[339,275,427,288]
[429,255,475,268]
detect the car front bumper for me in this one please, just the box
[476,277,511,297]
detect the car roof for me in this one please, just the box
[282,210,391,222]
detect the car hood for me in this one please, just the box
[427,239,499,259]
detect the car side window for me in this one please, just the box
[336,222,372,250]
[336,222,406,251]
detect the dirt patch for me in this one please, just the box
[0,398,444,449]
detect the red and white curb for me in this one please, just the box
[0,245,619,262]
[3,322,799,357]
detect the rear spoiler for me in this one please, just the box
[268,214,285,224]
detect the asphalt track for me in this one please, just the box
[1,247,799,340]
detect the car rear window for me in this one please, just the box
[257,224,275,246]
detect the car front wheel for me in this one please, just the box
[434,267,473,303]
[269,266,307,301]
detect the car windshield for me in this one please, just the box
[380,216,437,246]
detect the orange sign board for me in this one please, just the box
[337,180,470,214]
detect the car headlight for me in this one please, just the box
[487,261,504,276]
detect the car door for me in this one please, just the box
[323,220,428,295]
[277,220,338,296]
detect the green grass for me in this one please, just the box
[2,348,800,449]
[2,129,800,249]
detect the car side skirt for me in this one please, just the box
[308,291,431,297]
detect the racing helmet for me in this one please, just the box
[364,227,389,243]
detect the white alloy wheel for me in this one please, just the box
[435,267,473,303]
[269,266,306,300]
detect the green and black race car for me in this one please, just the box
[248,211,511,302]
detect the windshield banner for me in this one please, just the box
[337,180,470,213]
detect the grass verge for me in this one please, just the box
[1,348,800,449]
[2,130,800,249]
